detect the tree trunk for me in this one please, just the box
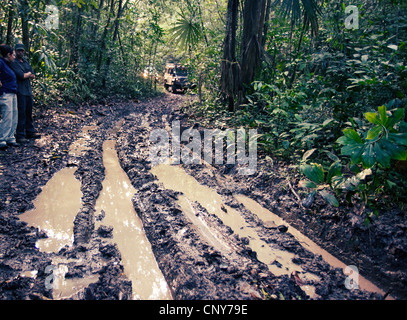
[97,0,115,75]
[6,0,15,45]
[197,0,209,47]
[102,0,123,88]
[262,0,272,48]
[71,5,84,72]
[240,0,267,87]
[19,0,30,55]
[220,0,240,112]
[91,0,105,37]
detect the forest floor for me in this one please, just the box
[0,93,405,300]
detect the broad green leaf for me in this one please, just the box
[391,146,407,160]
[374,142,391,167]
[336,136,355,145]
[327,161,342,184]
[341,144,366,164]
[378,106,388,126]
[387,108,405,128]
[319,190,339,207]
[301,164,324,184]
[365,112,381,125]
[381,139,407,160]
[343,128,363,143]
[298,180,317,189]
[361,144,376,168]
[388,133,407,146]
[366,125,383,140]
[349,163,362,173]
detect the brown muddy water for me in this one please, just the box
[19,167,82,253]
[151,164,389,299]
[20,137,171,300]
[95,140,171,300]
[19,167,98,299]
[17,128,388,300]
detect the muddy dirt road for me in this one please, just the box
[0,93,404,300]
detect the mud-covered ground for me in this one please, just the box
[0,93,405,300]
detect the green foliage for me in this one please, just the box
[232,79,339,161]
[297,105,406,217]
[4,0,226,105]
[336,106,407,168]
[295,104,406,213]
[299,161,341,207]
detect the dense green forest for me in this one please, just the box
[1,0,407,219]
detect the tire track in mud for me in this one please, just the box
[1,93,386,300]
[116,94,384,300]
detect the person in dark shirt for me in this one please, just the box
[11,43,40,143]
[0,44,18,150]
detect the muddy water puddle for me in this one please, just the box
[19,167,82,253]
[19,167,97,298]
[95,140,172,300]
[151,164,387,298]
[20,136,171,300]
[234,195,388,296]
[151,164,319,298]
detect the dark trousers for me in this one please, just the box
[16,93,36,139]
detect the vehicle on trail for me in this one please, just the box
[163,63,194,93]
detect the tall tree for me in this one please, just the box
[19,0,30,54]
[220,0,240,112]
[97,0,116,75]
[70,4,85,72]
[102,0,124,88]
[240,0,267,87]
[6,0,15,45]
[220,0,267,110]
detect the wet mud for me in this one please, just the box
[0,93,404,300]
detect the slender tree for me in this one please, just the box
[102,0,124,88]
[19,0,30,54]
[71,4,84,72]
[240,0,267,87]
[97,0,115,75]
[6,0,15,45]
[220,0,240,112]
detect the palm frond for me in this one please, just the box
[170,13,203,50]
[272,0,321,36]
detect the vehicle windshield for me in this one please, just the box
[175,68,187,76]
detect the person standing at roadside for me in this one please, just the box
[11,43,40,143]
[0,44,18,151]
